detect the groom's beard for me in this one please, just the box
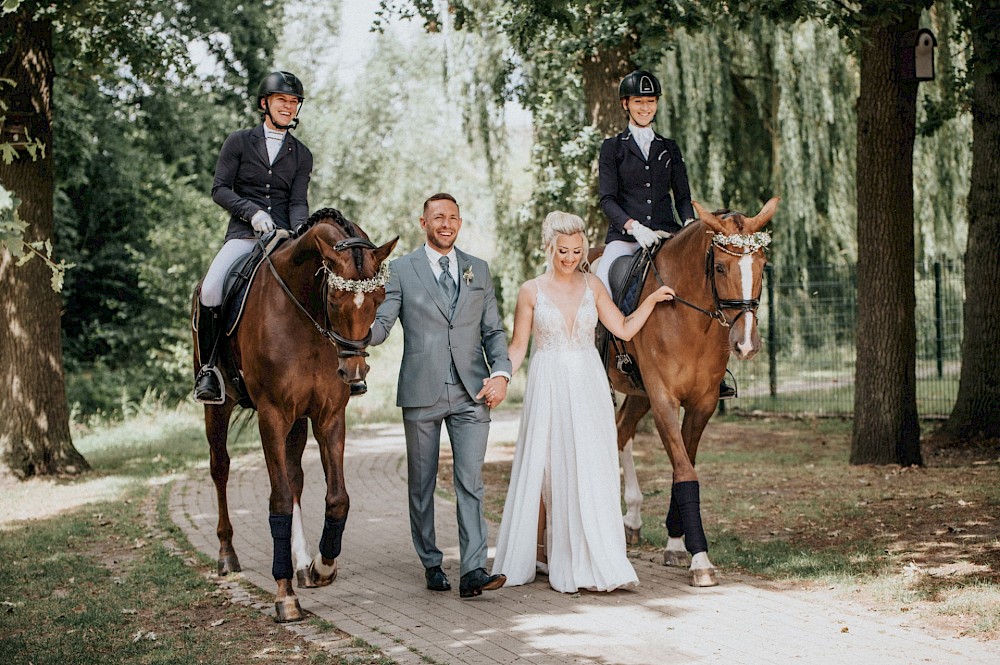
[426,232,458,252]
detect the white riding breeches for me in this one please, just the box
[595,239,640,295]
[200,238,256,307]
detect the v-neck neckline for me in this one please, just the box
[537,277,589,340]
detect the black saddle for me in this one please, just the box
[597,244,664,393]
[222,230,291,334]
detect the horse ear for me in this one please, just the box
[375,237,399,265]
[746,197,780,233]
[314,235,337,261]
[692,200,727,234]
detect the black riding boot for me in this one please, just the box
[719,381,737,399]
[194,302,225,405]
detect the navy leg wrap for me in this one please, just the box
[673,481,709,555]
[269,514,293,580]
[319,516,347,560]
[664,488,684,538]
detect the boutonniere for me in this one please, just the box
[462,265,474,286]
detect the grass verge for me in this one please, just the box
[1,404,397,665]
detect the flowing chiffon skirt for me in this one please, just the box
[492,327,638,593]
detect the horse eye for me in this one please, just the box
[715,263,725,274]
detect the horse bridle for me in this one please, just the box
[648,238,766,328]
[261,236,386,358]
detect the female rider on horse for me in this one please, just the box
[193,71,314,404]
[596,69,734,400]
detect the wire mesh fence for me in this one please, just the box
[725,261,964,418]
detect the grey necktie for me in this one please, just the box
[439,255,460,383]
[439,256,457,307]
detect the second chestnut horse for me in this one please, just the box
[602,197,778,587]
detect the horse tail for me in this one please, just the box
[228,406,257,441]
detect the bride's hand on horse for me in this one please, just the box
[647,284,675,304]
[477,376,508,409]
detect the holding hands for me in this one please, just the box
[477,375,508,409]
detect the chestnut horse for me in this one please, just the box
[192,209,397,622]
[603,197,778,587]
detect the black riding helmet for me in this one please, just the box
[618,70,661,99]
[256,71,305,130]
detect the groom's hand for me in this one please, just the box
[476,376,507,409]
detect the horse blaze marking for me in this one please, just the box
[353,292,364,308]
[738,254,754,352]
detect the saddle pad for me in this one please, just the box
[608,242,664,316]
[222,230,290,336]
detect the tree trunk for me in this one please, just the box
[0,13,88,478]
[581,39,635,236]
[939,5,1000,441]
[850,7,923,466]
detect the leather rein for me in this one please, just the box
[647,241,764,329]
[259,235,382,358]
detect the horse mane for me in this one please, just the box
[300,208,370,273]
[305,207,359,237]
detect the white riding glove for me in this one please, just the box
[627,220,661,249]
[251,210,275,235]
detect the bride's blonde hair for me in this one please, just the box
[542,211,590,273]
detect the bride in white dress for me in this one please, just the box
[491,211,674,593]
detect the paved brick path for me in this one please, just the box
[170,415,998,664]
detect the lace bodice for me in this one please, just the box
[533,279,598,352]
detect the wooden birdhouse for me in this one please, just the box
[898,28,937,82]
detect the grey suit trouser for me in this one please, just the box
[402,383,491,577]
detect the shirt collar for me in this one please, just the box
[629,123,654,141]
[263,123,287,140]
[424,244,457,272]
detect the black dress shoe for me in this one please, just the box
[424,565,451,591]
[719,381,737,400]
[459,568,506,598]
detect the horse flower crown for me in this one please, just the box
[319,261,391,293]
[712,230,772,255]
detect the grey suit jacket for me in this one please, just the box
[370,246,511,408]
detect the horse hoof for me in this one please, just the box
[274,597,304,623]
[296,569,316,588]
[663,550,692,568]
[689,568,719,587]
[297,560,338,588]
[624,526,642,546]
[218,554,242,576]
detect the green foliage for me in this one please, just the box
[22,0,283,416]
[285,6,499,254]
[380,0,973,297]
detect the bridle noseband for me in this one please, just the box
[261,235,390,358]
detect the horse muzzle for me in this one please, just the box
[729,310,761,360]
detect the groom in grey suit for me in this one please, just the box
[370,192,511,598]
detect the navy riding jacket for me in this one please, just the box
[211,125,313,242]
[598,128,695,243]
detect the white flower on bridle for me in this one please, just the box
[317,260,391,294]
[712,230,772,256]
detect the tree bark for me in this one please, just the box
[0,12,88,478]
[939,5,1000,441]
[850,7,923,466]
[581,39,635,236]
